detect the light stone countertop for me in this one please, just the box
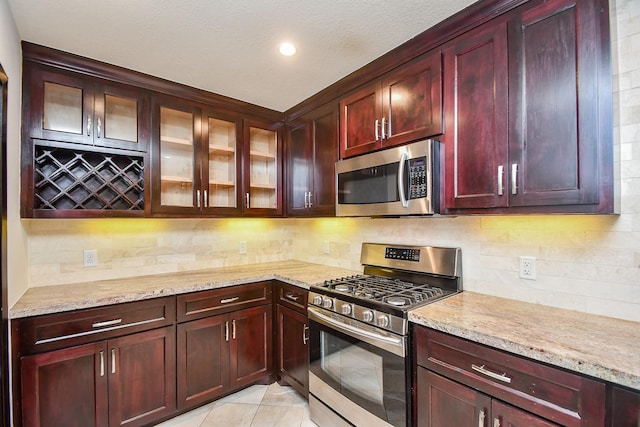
[409,291,640,390]
[11,263,640,391]
[9,260,361,319]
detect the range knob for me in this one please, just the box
[312,295,323,306]
[362,310,374,322]
[340,304,352,315]
[322,297,333,309]
[377,314,390,328]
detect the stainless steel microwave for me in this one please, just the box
[336,139,440,217]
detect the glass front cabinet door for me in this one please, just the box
[243,120,282,216]
[152,96,242,215]
[28,66,149,152]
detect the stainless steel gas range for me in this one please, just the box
[308,243,462,427]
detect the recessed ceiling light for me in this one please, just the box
[279,42,296,56]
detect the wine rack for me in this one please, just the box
[33,145,144,211]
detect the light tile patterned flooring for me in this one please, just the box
[155,383,318,427]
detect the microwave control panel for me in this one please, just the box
[408,157,428,199]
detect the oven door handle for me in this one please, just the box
[397,151,410,208]
[308,307,406,358]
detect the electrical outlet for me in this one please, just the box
[323,240,330,255]
[83,249,98,267]
[519,256,536,280]
[239,241,247,255]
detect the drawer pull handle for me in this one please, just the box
[285,293,300,302]
[92,319,123,328]
[221,296,240,304]
[472,364,511,383]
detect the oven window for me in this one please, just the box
[337,162,400,204]
[310,322,406,426]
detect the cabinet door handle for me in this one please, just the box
[497,165,504,196]
[92,318,122,328]
[232,319,236,340]
[304,191,308,208]
[493,418,500,427]
[87,115,92,136]
[196,190,201,208]
[111,348,116,374]
[204,190,208,208]
[225,321,229,342]
[308,192,312,207]
[381,117,387,139]
[511,163,518,195]
[246,192,250,209]
[285,293,300,302]
[221,296,239,304]
[97,117,102,138]
[478,409,485,427]
[472,364,512,383]
[375,119,380,141]
[303,324,309,345]
[99,351,105,377]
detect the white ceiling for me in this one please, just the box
[7,0,477,112]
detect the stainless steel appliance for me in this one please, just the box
[308,243,462,427]
[335,139,440,217]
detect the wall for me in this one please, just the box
[0,0,28,309]
[19,0,640,322]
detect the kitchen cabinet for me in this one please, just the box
[339,51,443,159]
[444,0,612,214]
[243,119,283,216]
[21,56,150,218]
[413,326,606,426]
[151,95,243,216]
[610,386,640,427]
[286,103,338,216]
[14,297,176,427]
[24,65,149,153]
[176,282,273,410]
[275,282,309,396]
[417,369,558,426]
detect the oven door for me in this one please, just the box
[308,306,409,427]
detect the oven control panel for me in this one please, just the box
[385,247,420,262]
[308,291,408,335]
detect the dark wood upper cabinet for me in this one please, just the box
[286,103,338,216]
[150,95,244,216]
[339,50,443,159]
[242,119,284,216]
[24,65,150,153]
[444,0,613,214]
[443,20,509,210]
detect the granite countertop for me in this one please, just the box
[9,260,361,319]
[12,263,640,391]
[409,291,640,390]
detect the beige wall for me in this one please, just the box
[0,0,28,309]
[13,0,640,322]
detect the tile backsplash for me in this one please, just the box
[22,0,640,323]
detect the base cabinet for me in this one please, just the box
[176,284,273,411]
[275,282,309,397]
[610,386,640,427]
[414,326,605,426]
[417,368,558,427]
[20,326,176,427]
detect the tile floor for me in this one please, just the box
[155,383,318,427]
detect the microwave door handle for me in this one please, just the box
[398,152,409,207]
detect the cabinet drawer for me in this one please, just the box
[177,281,272,322]
[15,296,176,354]
[414,327,605,426]
[276,282,307,313]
